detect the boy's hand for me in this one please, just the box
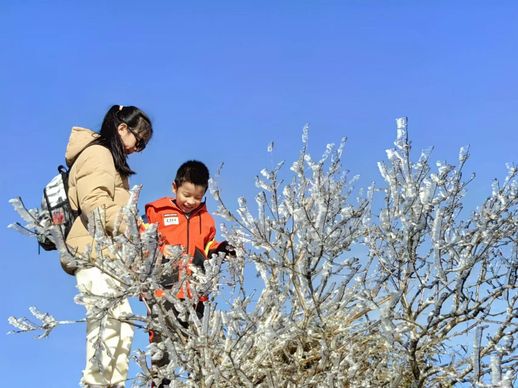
[208,240,236,258]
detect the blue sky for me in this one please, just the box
[1,1,517,386]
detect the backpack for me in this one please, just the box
[36,144,96,251]
[37,165,79,251]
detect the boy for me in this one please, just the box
[144,160,234,386]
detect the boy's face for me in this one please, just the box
[173,181,206,214]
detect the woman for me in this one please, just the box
[64,105,153,387]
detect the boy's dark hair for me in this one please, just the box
[174,160,210,189]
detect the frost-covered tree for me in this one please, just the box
[9,118,517,387]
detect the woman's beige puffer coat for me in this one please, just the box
[62,127,130,274]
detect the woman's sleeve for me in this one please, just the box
[74,146,123,234]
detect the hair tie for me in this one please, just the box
[119,105,124,111]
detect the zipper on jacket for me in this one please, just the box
[175,200,204,256]
[185,213,190,254]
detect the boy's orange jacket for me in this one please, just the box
[145,197,221,300]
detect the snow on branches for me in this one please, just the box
[9,118,518,387]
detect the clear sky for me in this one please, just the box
[1,1,517,386]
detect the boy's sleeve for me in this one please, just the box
[145,203,158,224]
[204,215,236,258]
[203,215,218,255]
[145,201,170,249]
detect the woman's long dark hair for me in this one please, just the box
[91,105,153,177]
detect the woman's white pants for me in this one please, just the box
[76,267,134,386]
